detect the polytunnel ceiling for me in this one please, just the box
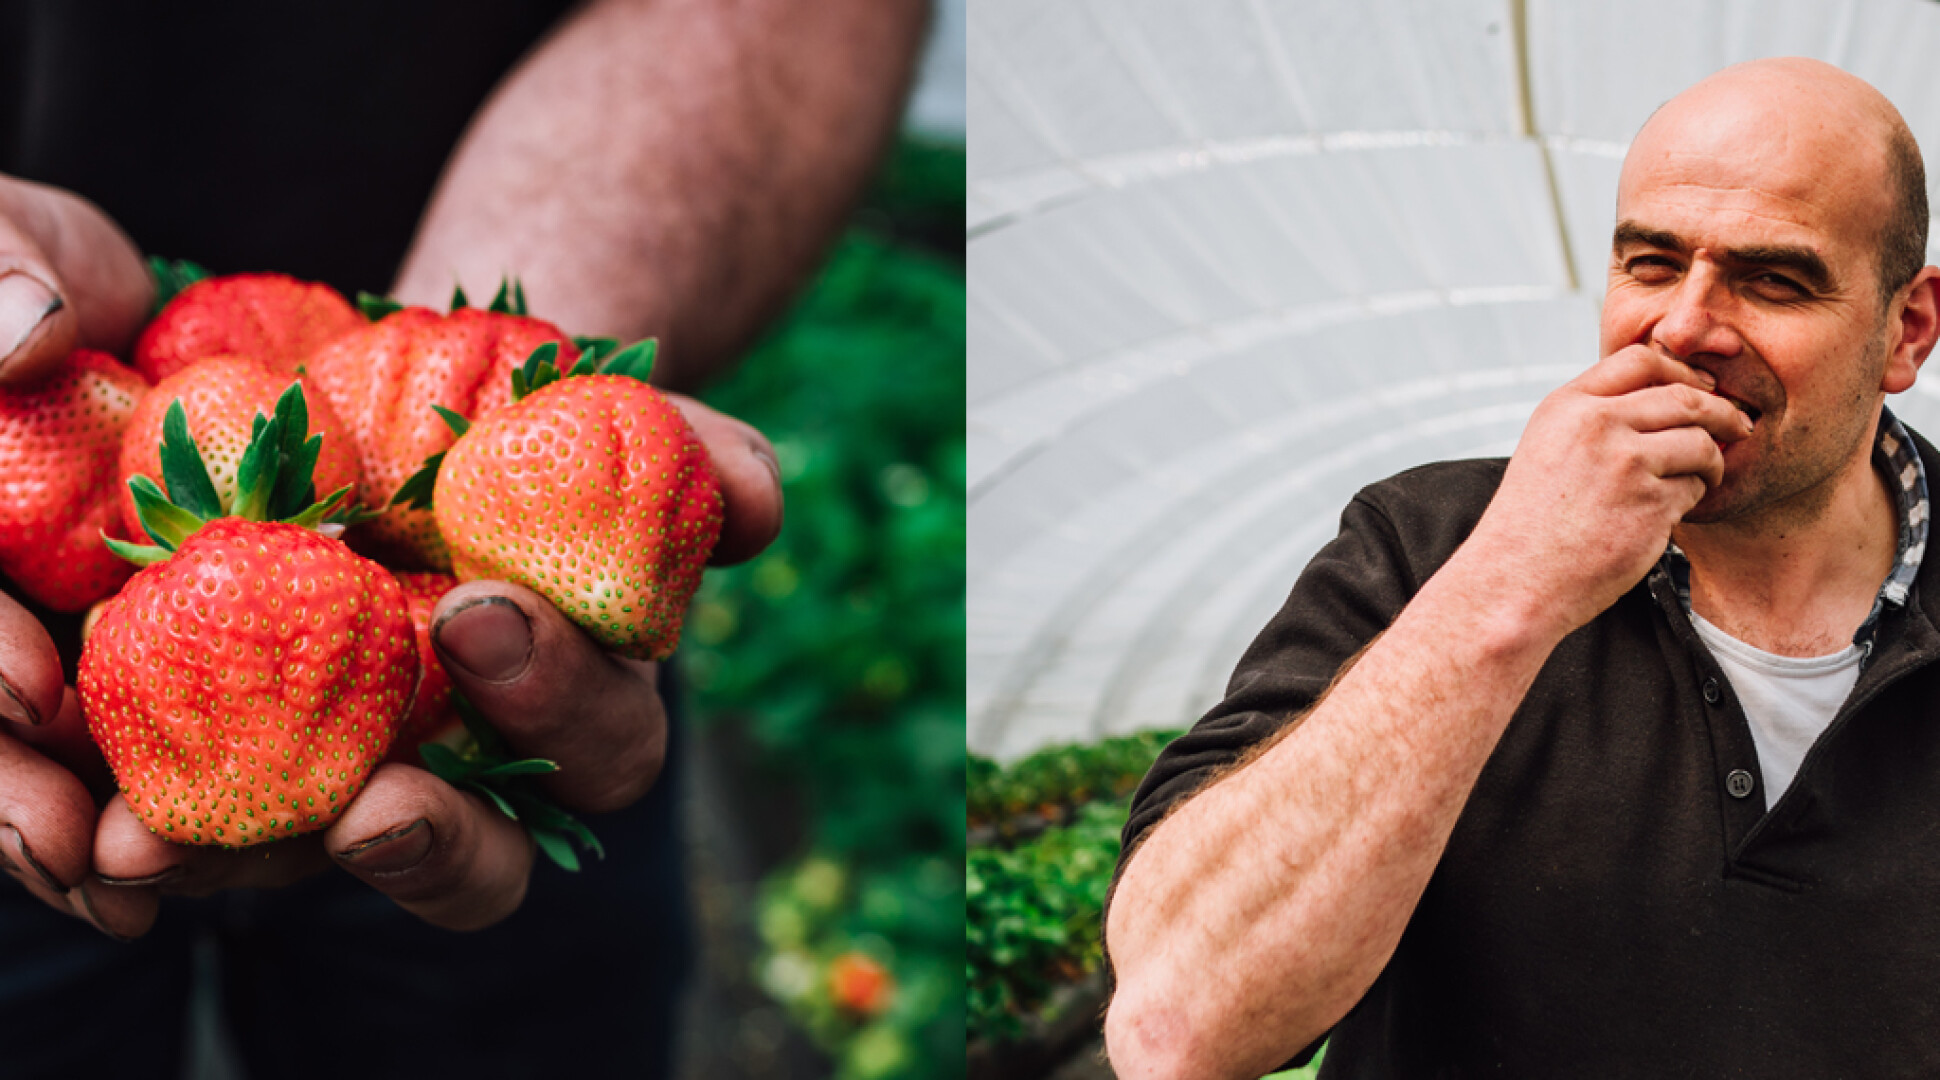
[967,0,1940,760]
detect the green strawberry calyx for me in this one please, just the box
[356,275,533,324]
[417,690,605,872]
[388,335,659,512]
[146,256,211,316]
[108,382,367,567]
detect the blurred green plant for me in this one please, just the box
[691,134,964,1077]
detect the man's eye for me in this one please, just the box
[1750,272,1805,297]
[1625,256,1678,281]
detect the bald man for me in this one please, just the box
[1103,58,1940,1078]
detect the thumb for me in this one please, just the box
[0,175,152,385]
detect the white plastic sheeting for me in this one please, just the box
[967,0,1940,760]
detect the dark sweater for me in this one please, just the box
[1114,430,1940,1078]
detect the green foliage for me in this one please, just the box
[757,855,965,1080]
[966,801,1126,1044]
[967,730,1181,832]
[691,230,966,861]
[691,134,964,1077]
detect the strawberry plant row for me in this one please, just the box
[966,799,1127,1047]
[967,729,1180,843]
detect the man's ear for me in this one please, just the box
[1883,266,1940,394]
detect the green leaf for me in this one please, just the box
[513,280,529,317]
[284,484,354,530]
[231,415,282,522]
[389,453,443,511]
[105,536,172,567]
[416,741,468,783]
[324,501,382,527]
[521,341,559,386]
[128,476,202,550]
[450,283,470,311]
[463,781,521,822]
[530,829,581,873]
[431,404,471,437]
[571,336,619,364]
[160,402,225,519]
[509,367,528,402]
[452,692,508,758]
[477,759,560,778]
[356,292,403,321]
[147,256,210,314]
[598,339,658,384]
[488,279,513,314]
[270,436,323,521]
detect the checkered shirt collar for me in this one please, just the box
[1661,406,1928,663]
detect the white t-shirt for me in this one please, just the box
[1689,613,1863,807]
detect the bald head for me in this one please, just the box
[1627,58,1927,304]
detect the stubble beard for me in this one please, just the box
[1679,328,1890,531]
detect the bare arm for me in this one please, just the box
[1103,347,1751,1079]
[391,0,931,391]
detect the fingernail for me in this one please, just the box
[751,439,780,484]
[0,671,39,726]
[433,597,532,682]
[338,819,432,875]
[0,271,62,370]
[72,881,132,943]
[0,825,66,893]
[95,866,185,888]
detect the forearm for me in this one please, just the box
[1103,550,1568,1079]
[392,0,929,390]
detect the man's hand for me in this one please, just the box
[0,175,151,386]
[81,393,781,937]
[1464,344,1751,640]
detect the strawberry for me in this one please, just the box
[78,385,417,847]
[384,570,460,765]
[0,349,150,611]
[133,267,365,384]
[406,340,722,660]
[117,354,363,543]
[827,951,895,1015]
[304,287,579,570]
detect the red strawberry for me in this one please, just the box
[117,354,362,543]
[79,385,417,847]
[304,302,579,570]
[133,271,364,384]
[384,570,460,764]
[0,349,150,611]
[421,340,721,660]
[827,951,895,1015]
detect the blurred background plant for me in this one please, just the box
[679,133,965,1079]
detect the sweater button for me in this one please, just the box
[1703,678,1722,705]
[1726,770,1755,799]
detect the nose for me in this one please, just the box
[1650,254,1743,365]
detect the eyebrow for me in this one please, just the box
[1611,220,1835,293]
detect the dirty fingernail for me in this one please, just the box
[95,866,185,888]
[0,272,62,371]
[338,819,432,876]
[433,597,532,682]
[72,881,132,942]
[0,672,39,726]
[0,825,66,893]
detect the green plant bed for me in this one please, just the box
[967,800,1127,1046]
[967,730,1179,844]
[690,133,966,1078]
